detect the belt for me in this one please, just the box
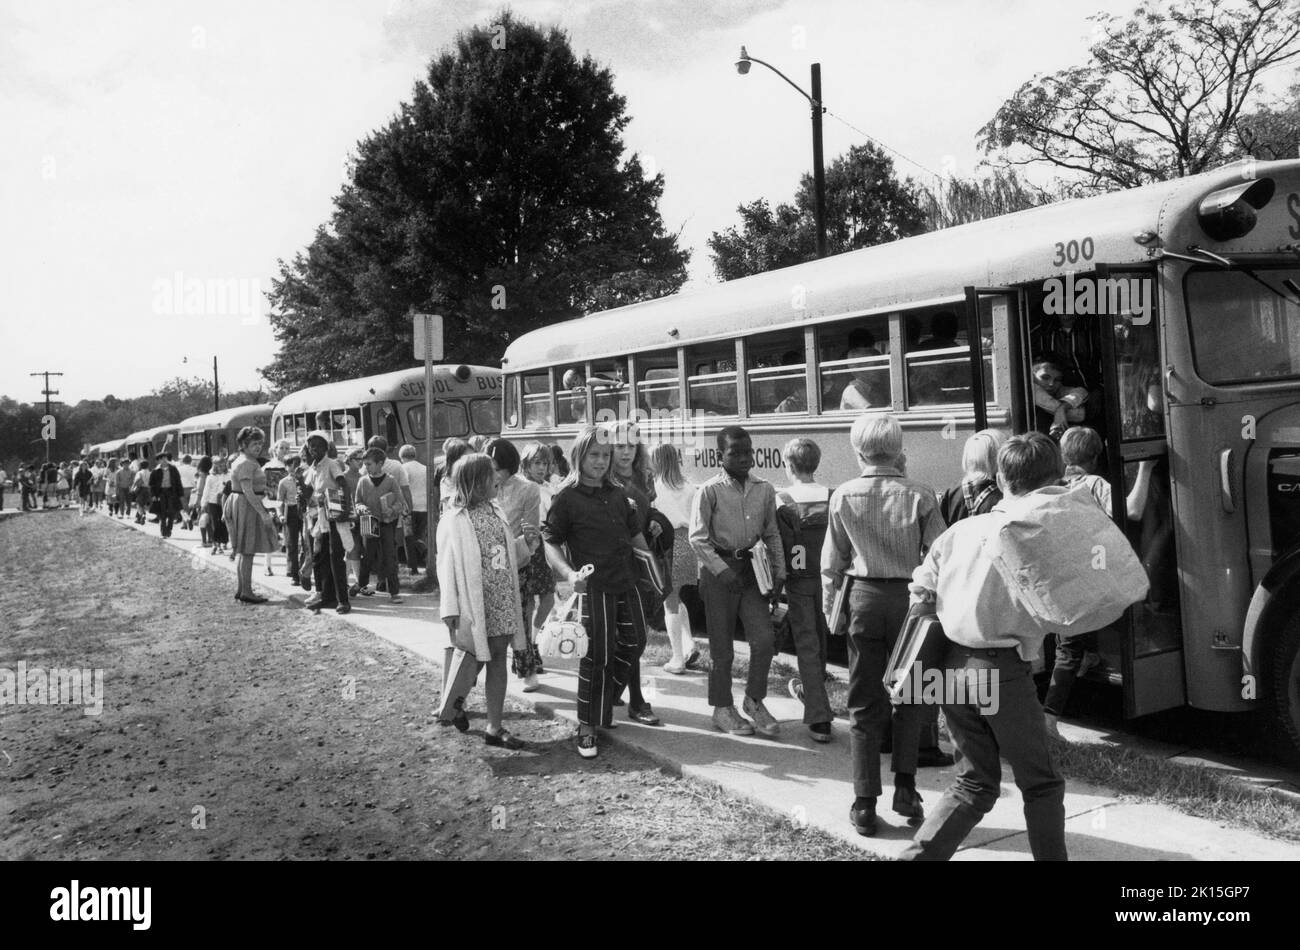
[713,545,753,560]
[844,575,912,584]
[953,645,1021,658]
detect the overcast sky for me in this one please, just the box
[2,0,1150,404]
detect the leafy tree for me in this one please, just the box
[918,168,1052,229]
[708,142,929,280]
[980,0,1300,194]
[264,10,688,393]
[1236,78,1300,158]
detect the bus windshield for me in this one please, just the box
[1187,267,1300,384]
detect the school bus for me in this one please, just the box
[177,404,275,459]
[270,365,502,464]
[501,157,1300,762]
[124,423,180,462]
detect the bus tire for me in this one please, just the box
[1270,613,1300,767]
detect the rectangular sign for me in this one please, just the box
[412,313,444,361]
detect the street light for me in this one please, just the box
[735,45,827,258]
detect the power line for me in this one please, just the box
[822,107,947,184]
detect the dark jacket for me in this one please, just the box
[149,463,184,514]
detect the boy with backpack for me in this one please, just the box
[776,437,834,743]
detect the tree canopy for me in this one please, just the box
[979,0,1300,194]
[263,11,688,393]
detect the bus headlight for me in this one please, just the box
[1197,178,1275,241]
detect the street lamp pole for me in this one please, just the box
[736,47,828,258]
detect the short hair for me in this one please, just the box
[285,455,300,468]
[346,446,366,462]
[1059,426,1104,468]
[484,438,520,476]
[998,432,1063,496]
[197,455,212,474]
[452,453,496,508]
[716,425,749,453]
[236,426,266,450]
[519,441,550,469]
[182,454,192,464]
[1031,352,1064,373]
[961,428,1009,480]
[783,437,822,475]
[398,444,416,461]
[549,443,569,477]
[363,447,387,464]
[930,311,958,340]
[850,414,903,463]
[847,327,877,350]
[367,435,389,452]
[273,439,290,454]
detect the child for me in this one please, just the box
[343,447,365,592]
[688,425,785,738]
[277,455,304,586]
[543,425,653,759]
[356,447,403,604]
[1032,354,1088,438]
[647,443,699,675]
[775,437,834,742]
[436,453,529,749]
[518,441,557,687]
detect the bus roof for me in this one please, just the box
[177,403,276,433]
[96,437,127,453]
[503,159,1300,370]
[273,365,500,416]
[124,423,178,443]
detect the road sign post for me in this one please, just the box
[413,313,444,587]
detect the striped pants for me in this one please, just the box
[577,586,645,728]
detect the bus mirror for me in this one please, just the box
[454,365,471,382]
[1197,178,1275,241]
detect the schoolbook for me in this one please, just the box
[883,610,949,703]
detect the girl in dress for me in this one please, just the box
[518,442,557,666]
[227,426,279,604]
[648,443,700,673]
[436,454,529,749]
[484,438,544,692]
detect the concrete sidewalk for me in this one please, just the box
[93,507,1300,860]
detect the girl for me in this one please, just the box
[73,461,93,515]
[202,455,231,556]
[939,428,1010,526]
[609,422,662,725]
[648,442,700,674]
[227,426,279,604]
[193,456,212,547]
[438,438,473,514]
[56,463,71,507]
[436,453,529,749]
[543,425,653,759]
[132,460,152,524]
[105,458,120,516]
[519,442,557,667]
[483,439,544,692]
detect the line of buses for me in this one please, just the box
[87,158,1300,762]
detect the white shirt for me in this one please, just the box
[653,479,698,530]
[402,459,428,512]
[175,462,197,489]
[201,472,229,506]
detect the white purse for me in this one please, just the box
[536,565,594,659]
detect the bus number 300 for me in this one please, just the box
[1052,237,1095,267]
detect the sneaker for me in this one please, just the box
[358,586,374,597]
[576,734,598,759]
[304,593,323,608]
[712,706,754,736]
[849,799,878,837]
[742,695,780,738]
[627,703,661,726]
[522,673,540,693]
[336,603,351,615]
[809,721,832,743]
[788,678,805,702]
[389,596,403,604]
[662,659,686,675]
[892,784,925,825]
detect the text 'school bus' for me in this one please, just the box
[123,423,180,462]
[270,365,502,466]
[177,404,276,460]
[501,158,1300,763]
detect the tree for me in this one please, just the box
[1236,77,1300,158]
[708,142,929,280]
[919,168,1052,230]
[980,0,1300,194]
[263,10,688,393]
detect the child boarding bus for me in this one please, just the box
[270,365,502,465]
[124,423,180,462]
[177,404,275,460]
[501,157,1300,764]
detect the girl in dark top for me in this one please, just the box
[939,429,1009,526]
[542,425,652,759]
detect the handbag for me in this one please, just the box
[360,512,380,539]
[536,565,594,659]
[198,511,211,530]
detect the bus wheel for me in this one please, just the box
[1270,614,1300,767]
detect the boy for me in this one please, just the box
[776,437,834,743]
[689,426,785,737]
[355,447,403,604]
[277,455,304,586]
[343,447,365,592]
[1032,354,1088,438]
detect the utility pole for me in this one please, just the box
[30,370,63,462]
[213,356,220,412]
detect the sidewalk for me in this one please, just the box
[98,508,1300,860]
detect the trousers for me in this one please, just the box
[699,561,774,709]
[576,586,643,728]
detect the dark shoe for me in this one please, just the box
[376,581,388,593]
[849,799,878,836]
[313,600,339,613]
[336,603,351,614]
[239,594,268,604]
[917,748,955,768]
[576,734,598,759]
[809,721,832,743]
[892,784,925,824]
[440,697,469,733]
[627,703,661,726]
[684,649,701,670]
[348,583,360,597]
[612,696,625,707]
[485,729,525,750]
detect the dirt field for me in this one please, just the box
[0,511,869,860]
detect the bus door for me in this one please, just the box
[1096,264,1186,718]
[961,287,1019,432]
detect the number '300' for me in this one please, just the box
[1052,237,1094,266]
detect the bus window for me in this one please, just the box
[904,307,991,407]
[1114,314,1165,440]
[330,408,363,447]
[294,414,308,446]
[635,351,680,417]
[556,365,588,425]
[591,357,629,421]
[747,330,807,414]
[272,417,284,443]
[504,375,519,428]
[686,342,738,417]
[1186,268,1300,383]
[521,372,553,429]
[407,402,468,442]
[376,405,400,446]
[819,315,890,412]
[471,397,501,434]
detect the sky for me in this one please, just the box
[1,0,1153,405]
